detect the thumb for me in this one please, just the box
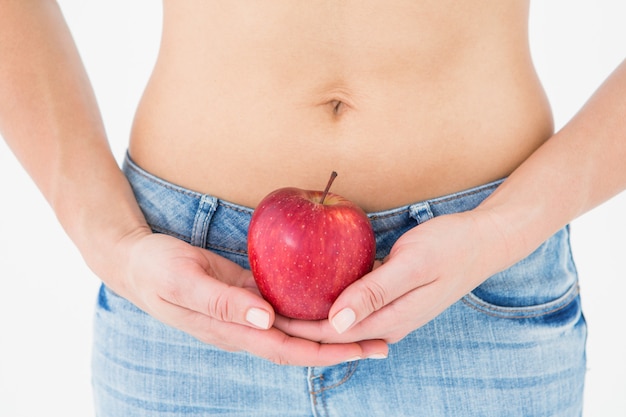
[327,258,417,334]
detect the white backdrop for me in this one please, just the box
[0,1,624,416]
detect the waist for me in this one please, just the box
[129,103,552,212]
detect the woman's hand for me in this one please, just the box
[274,210,512,345]
[106,229,388,366]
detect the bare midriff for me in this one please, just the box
[129,0,553,212]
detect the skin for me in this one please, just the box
[1,1,625,365]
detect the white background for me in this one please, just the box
[1,1,625,416]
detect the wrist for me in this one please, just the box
[80,221,153,297]
[50,157,153,293]
[471,192,555,276]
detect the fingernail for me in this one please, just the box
[246,308,270,329]
[331,308,356,334]
[367,353,388,360]
[345,356,362,362]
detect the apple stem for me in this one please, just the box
[320,171,338,204]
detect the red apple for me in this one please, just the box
[247,172,376,320]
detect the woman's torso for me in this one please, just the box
[129,0,553,212]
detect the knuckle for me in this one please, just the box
[159,279,185,306]
[263,335,298,366]
[359,280,388,313]
[266,352,292,366]
[207,286,237,322]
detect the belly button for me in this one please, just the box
[330,100,348,116]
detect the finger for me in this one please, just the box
[158,264,275,330]
[274,315,352,343]
[243,329,389,366]
[327,256,428,334]
[272,314,386,346]
[158,301,388,366]
[272,316,389,361]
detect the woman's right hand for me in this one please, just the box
[105,229,388,366]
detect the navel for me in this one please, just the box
[314,83,356,118]
[329,99,348,116]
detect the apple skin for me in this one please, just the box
[247,186,376,320]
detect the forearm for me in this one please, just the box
[0,1,149,280]
[477,59,626,267]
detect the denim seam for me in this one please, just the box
[308,364,358,417]
[461,283,580,319]
[309,362,359,395]
[218,200,254,214]
[368,207,411,221]
[206,243,248,256]
[310,373,329,417]
[125,156,204,199]
[149,225,191,243]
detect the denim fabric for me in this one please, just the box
[91,154,586,417]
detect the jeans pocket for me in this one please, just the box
[462,281,580,320]
[461,227,581,322]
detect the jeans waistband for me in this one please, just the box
[122,153,504,261]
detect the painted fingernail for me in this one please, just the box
[246,308,270,329]
[367,353,388,360]
[331,308,356,334]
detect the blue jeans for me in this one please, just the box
[92,155,587,416]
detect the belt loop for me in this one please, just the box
[408,201,434,225]
[191,195,218,248]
